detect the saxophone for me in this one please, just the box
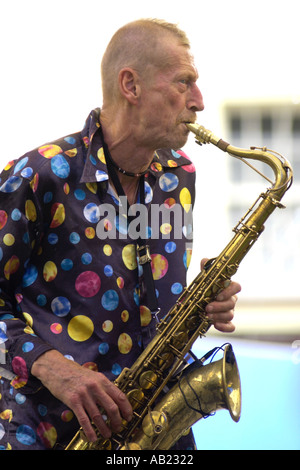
[65,123,293,450]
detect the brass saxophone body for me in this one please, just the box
[65,124,293,450]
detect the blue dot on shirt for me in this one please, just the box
[37,294,47,306]
[171,282,183,295]
[61,259,73,271]
[104,265,113,277]
[69,232,80,244]
[81,253,92,265]
[101,290,119,311]
[111,363,122,376]
[74,189,86,201]
[16,425,36,446]
[98,343,109,355]
[22,342,34,353]
[64,136,76,145]
[11,208,22,221]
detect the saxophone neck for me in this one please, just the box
[186,122,293,199]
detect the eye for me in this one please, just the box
[178,79,190,91]
[179,75,194,88]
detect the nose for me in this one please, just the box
[188,83,204,112]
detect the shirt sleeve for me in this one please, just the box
[0,162,53,393]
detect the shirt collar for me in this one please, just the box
[79,108,193,184]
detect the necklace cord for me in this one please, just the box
[99,127,159,314]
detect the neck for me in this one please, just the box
[115,174,141,206]
[100,108,154,177]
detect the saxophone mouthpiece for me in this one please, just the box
[186,122,230,150]
[186,123,200,134]
[186,123,213,145]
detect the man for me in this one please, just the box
[0,19,240,450]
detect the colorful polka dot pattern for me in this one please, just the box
[0,109,196,449]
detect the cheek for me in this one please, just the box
[141,90,185,129]
[168,96,188,120]
[160,96,185,121]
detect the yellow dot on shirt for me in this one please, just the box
[38,144,62,159]
[121,310,129,322]
[102,320,113,333]
[4,161,14,171]
[50,203,65,228]
[4,256,20,280]
[43,261,57,282]
[68,315,94,342]
[25,200,37,222]
[3,234,15,246]
[167,159,178,167]
[151,162,163,172]
[122,244,137,270]
[140,305,152,327]
[0,409,13,421]
[151,254,168,280]
[103,244,112,256]
[22,312,33,327]
[97,147,106,163]
[86,182,97,194]
[24,325,34,335]
[61,410,74,423]
[160,223,172,235]
[65,148,77,157]
[118,333,133,354]
[85,227,95,239]
[185,247,193,268]
[180,187,192,212]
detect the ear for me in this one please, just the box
[118,68,141,104]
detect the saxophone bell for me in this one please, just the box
[126,344,241,450]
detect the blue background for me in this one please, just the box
[192,338,300,450]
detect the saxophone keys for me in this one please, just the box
[185,314,199,329]
[139,370,158,390]
[226,263,239,277]
[171,330,188,349]
[126,389,145,410]
[156,351,174,370]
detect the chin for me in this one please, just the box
[154,126,189,150]
[171,133,189,150]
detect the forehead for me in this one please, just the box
[158,41,198,80]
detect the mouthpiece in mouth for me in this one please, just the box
[186,123,199,133]
[186,123,230,150]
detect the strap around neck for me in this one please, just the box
[100,127,159,315]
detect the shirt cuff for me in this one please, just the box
[8,335,54,394]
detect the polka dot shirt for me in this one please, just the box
[0,109,196,449]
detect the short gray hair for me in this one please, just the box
[101,18,190,103]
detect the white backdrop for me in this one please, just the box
[1,0,299,164]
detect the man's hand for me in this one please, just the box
[31,350,133,442]
[201,258,241,333]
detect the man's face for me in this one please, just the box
[138,41,204,150]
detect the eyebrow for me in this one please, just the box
[176,66,199,82]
